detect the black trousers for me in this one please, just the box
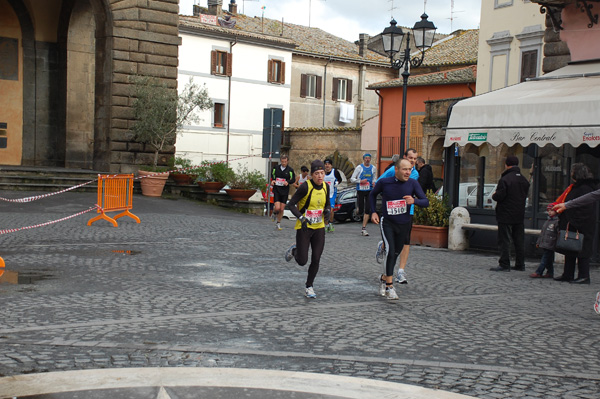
[563,255,590,280]
[497,223,525,269]
[380,217,412,277]
[295,227,325,288]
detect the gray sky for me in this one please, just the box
[180,0,481,42]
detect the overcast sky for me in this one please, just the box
[180,0,482,42]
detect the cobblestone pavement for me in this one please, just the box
[1,191,599,398]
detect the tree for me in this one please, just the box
[131,76,212,167]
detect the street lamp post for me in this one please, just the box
[380,14,437,156]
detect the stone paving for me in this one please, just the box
[0,190,599,398]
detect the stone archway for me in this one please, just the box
[325,150,356,185]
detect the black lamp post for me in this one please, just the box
[381,14,436,156]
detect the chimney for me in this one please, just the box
[193,4,201,17]
[229,0,237,15]
[359,33,370,57]
[208,0,223,16]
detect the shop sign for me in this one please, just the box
[468,132,487,142]
[583,132,600,142]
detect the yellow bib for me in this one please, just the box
[295,180,327,230]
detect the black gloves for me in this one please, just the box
[299,215,312,231]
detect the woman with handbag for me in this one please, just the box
[554,163,598,284]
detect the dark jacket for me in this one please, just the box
[536,216,559,250]
[559,179,598,258]
[271,165,295,194]
[417,164,436,193]
[492,166,530,224]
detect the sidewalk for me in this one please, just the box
[0,191,599,398]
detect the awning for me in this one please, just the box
[444,62,600,148]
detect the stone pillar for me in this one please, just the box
[208,0,223,16]
[448,207,470,250]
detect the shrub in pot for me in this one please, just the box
[411,191,451,248]
[196,161,235,193]
[225,166,267,201]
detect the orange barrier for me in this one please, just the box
[87,174,140,227]
[0,256,4,278]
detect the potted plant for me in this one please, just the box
[411,191,451,248]
[196,161,235,193]
[225,166,267,201]
[131,76,212,196]
[170,156,195,185]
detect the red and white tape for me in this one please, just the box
[0,205,100,235]
[0,180,97,203]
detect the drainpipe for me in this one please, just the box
[375,89,384,171]
[323,57,332,127]
[226,39,237,163]
[357,64,366,126]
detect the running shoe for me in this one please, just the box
[329,224,335,233]
[284,244,296,262]
[325,224,331,232]
[594,292,600,315]
[376,240,385,264]
[378,274,386,296]
[305,286,317,298]
[385,286,399,300]
[276,223,282,231]
[271,212,277,222]
[361,228,369,236]
[396,269,407,284]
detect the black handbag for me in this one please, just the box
[555,223,584,254]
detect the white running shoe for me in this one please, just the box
[396,269,407,284]
[305,286,317,298]
[378,275,386,296]
[594,292,600,315]
[361,228,369,236]
[376,241,385,264]
[285,244,296,262]
[276,223,282,231]
[385,286,399,300]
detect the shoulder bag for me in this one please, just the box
[554,222,584,254]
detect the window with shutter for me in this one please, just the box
[214,103,225,128]
[315,76,322,99]
[333,78,351,102]
[268,59,285,84]
[520,50,537,82]
[332,78,339,101]
[300,74,307,98]
[409,115,425,156]
[211,50,230,76]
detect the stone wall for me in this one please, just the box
[107,0,181,173]
[285,127,366,179]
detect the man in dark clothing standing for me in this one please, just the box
[416,157,436,193]
[490,156,530,272]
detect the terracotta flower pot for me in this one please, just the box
[202,181,225,193]
[410,225,448,248]
[138,170,169,197]
[225,188,257,202]
[171,173,192,185]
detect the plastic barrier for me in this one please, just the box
[87,174,140,227]
[0,256,4,277]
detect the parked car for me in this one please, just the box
[466,184,497,209]
[333,187,363,222]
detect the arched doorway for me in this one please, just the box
[1,0,110,169]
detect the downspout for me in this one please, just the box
[226,39,237,163]
[323,57,332,127]
[357,64,366,126]
[375,89,384,171]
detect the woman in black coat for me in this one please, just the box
[554,163,598,284]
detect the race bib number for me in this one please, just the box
[305,209,323,224]
[387,199,407,215]
[275,178,286,186]
[359,182,370,191]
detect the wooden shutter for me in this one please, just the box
[332,78,339,101]
[520,50,537,82]
[347,79,353,103]
[211,50,217,75]
[409,115,425,156]
[267,59,273,83]
[300,74,307,98]
[226,52,233,76]
[280,61,285,84]
[316,76,322,99]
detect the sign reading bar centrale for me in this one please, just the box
[444,127,600,148]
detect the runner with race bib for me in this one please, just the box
[369,159,428,300]
[284,160,331,299]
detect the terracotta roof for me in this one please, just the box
[180,12,391,64]
[179,15,296,47]
[420,29,479,67]
[368,65,477,89]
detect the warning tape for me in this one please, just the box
[0,151,278,203]
[0,205,100,235]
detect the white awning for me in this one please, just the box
[444,62,600,148]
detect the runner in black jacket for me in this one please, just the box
[270,155,295,230]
